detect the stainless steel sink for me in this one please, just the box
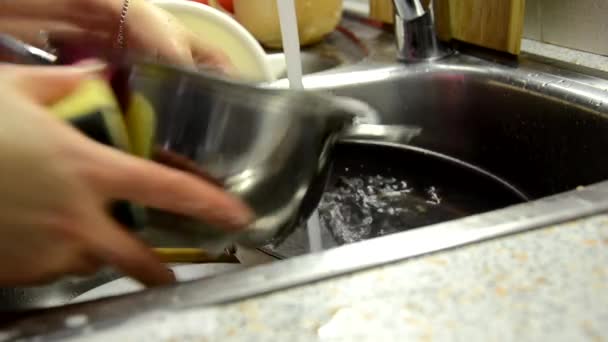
[265,54,608,257]
[317,55,608,199]
[264,13,608,258]
[4,13,608,337]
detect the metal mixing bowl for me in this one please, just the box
[118,61,394,251]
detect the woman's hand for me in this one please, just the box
[0,64,252,286]
[0,0,234,71]
[124,0,233,71]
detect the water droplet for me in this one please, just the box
[65,314,89,328]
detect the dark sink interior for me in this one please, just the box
[330,65,608,200]
[263,139,531,259]
[264,57,608,258]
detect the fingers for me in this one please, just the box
[0,0,118,34]
[0,18,111,49]
[0,63,105,104]
[129,2,234,74]
[126,3,195,67]
[189,38,236,76]
[81,143,254,231]
[69,252,105,277]
[0,236,103,286]
[0,18,59,47]
[81,208,175,286]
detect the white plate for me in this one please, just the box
[150,0,280,82]
[72,263,242,303]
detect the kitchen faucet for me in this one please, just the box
[391,0,451,62]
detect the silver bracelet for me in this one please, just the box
[115,0,130,49]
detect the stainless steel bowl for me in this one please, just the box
[117,61,398,251]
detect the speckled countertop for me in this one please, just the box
[522,39,608,73]
[71,214,608,341]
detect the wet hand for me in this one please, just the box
[0,64,252,286]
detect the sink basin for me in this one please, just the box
[264,52,608,258]
[326,57,608,199]
[3,14,608,323]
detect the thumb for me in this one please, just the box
[189,37,236,77]
[1,61,106,104]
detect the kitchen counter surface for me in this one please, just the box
[71,214,608,341]
[522,38,608,74]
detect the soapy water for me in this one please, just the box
[317,172,443,245]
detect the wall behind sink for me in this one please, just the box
[524,0,608,56]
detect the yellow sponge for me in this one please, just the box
[50,78,132,153]
[49,78,158,230]
[125,93,156,159]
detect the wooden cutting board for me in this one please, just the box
[369,0,526,55]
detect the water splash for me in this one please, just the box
[317,173,442,244]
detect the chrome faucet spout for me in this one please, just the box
[391,0,451,62]
[393,0,426,21]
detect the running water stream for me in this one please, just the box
[276,0,323,253]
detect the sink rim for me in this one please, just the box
[7,179,608,340]
[267,52,608,97]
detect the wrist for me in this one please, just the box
[106,0,153,49]
[87,0,143,41]
[114,0,130,48]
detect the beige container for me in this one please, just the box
[233,0,343,48]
